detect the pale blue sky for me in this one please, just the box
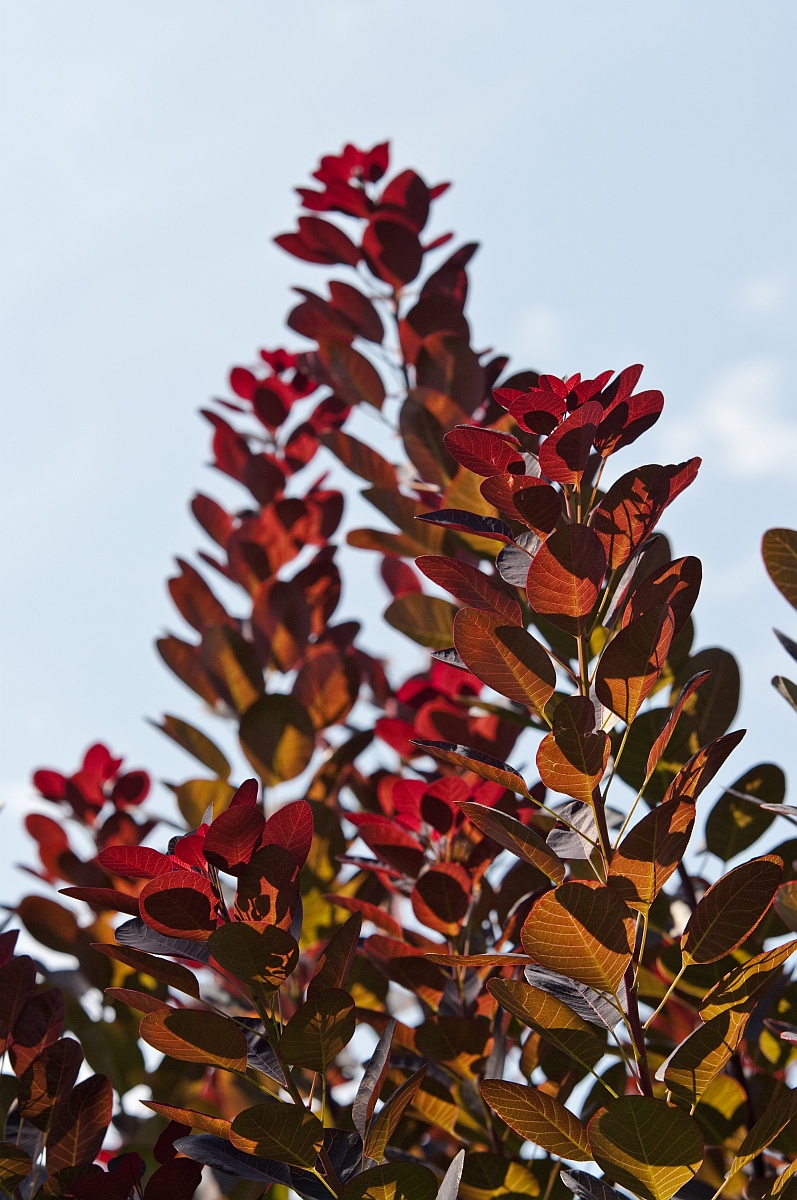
[1,2,796,882]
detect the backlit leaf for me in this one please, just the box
[0,1143,30,1190]
[622,556,701,638]
[91,942,200,998]
[587,1097,703,1200]
[487,978,605,1070]
[321,430,398,489]
[385,593,458,650]
[363,1068,427,1163]
[279,987,355,1071]
[644,671,710,780]
[729,1088,797,1174]
[536,696,609,804]
[293,644,359,730]
[417,556,522,624]
[674,648,740,744]
[454,610,556,711]
[234,843,300,932]
[411,863,472,935]
[458,802,565,883]
[201,625,264,715]
[521,881,634,993]
[315,340,386,410]
[608,797,695,911]
[47,1075,113,1172]
[705,763,784,861]
[208,923,299,992]
[230,1101,324,1168]
[18,1038,83,1130]
[138,870,218,942]
[480,1080,591,1160]
[681,854,783,964]
[139,1007,247,1072]
[239,694,315,786]
[538,402,603,485]
[142,1102,231,1138]
[203,804,265,874]
[700,939,797,1019]
[342,1161,438,1200]
[663,729,747,804]
[595,606,675,723]
[59,887,140,916]
[763,528,797,609]
[660,1008,752,1106]
[526,525,606,634]
[411,741,530,796]
[512,481,563,536]
[307,912,362,997]
[443,426,525,476]
[155,715,231,779]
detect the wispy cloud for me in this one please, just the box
[662,358,797,477]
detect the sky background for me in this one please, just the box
[1,1,796,896]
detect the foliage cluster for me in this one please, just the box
[6,142,797,1200]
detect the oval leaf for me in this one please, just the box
[587,1097,703,1200]
[681,854,783,964]
[230,1101,324,1168]
[279,988,355,1071]
[521,881,634,993]
[526,525,606,634]
[480,1080,590,1160]
[454,610,556,711]
[139,1007,247,1072]
[459,802,565,884]
[239,694,315,786]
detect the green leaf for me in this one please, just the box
[480,1080,591,1160]
[364,1068,427,1162]
[459,802,565,883]
[175,778,235,827]
[520,881,634,993]
[342,1162,438,1200]
[453,610,556,710]
[487,978,605,1069]
[139,1007,248,1072]
[385,593,458,649]
[208,923,299,992]
[681,854,783,964]
[763,527,797,609]
[279,987,355,1071]
[155,714,231,779]
[587,1097,703,1200]
[239,693,316,786]
[705,763,784,861]
[229,1101,324,1168]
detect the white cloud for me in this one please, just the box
[662,358,797,478]
[736,274,791,316]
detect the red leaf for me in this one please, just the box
[538,402,603,485]
[505,388,566,435]
[230,779,259,808]
[204,805,266,874]
[381,558,422,598]
[349,815,426,878]
[595,605,675,723]
[623,556,701,637]
[443,427,524,477]
[33,769,67,801]
[261,800,314,870]
[416,555,522,624]
[645,671,711,779]
[511,480,563,537]
[275,216,361,267]
[138,871,218,942]
[363,216,423,288]
[8,988,65,1076]
[97,846,178,881]
[411,863,472,935]
[593,460,701,570]
[595,389,664,456]
[526,525,607,634]
[59,888,140,917]
[144,1159,203,1200]
[47,1075,113,1172]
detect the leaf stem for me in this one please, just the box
[643,961,687,1030]
[623,962,654,1097]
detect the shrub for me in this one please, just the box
[8,141,797,1200]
